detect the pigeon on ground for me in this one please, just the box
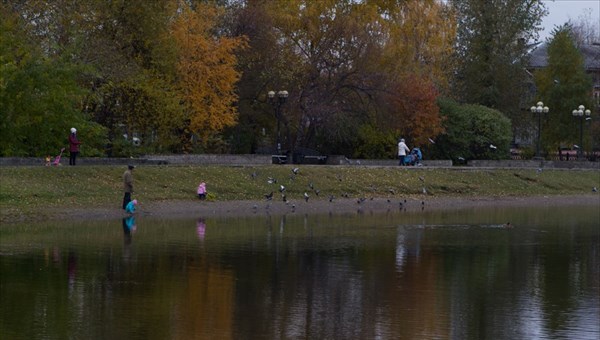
[292,167,300,175]
[267,177,277,184]
[329,195,335,202]
[279,185,286,193]
[593,187,598,192]
[265,192,273,200]
[304,192,310,202]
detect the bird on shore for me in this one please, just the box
[388,189,395,195]
[265,192,273,200]
[279,184,286,193]
[314,189,320,196]
[282,194,287,202]
[329,195,335,202]
[267,177,277,184]
[304,192,310,202]
[292,167,300,175]
[593,187,597,192]
[422,187,427,195]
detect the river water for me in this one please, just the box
[1,205,598,339]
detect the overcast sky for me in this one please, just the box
[539,0,600,42]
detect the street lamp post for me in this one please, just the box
[268,90,288,155]
[530,101,549,159]
[571,105,591,161]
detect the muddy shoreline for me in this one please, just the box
[46,194,599,223]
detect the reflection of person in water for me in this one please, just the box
[122,216,136,246]
[196,218,206,241]
[68,250,77,291]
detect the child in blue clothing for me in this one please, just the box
[125,199,138,214]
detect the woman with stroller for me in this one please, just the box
[398,138,410,166]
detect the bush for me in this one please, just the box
[430,98,512,161]
[353,125,397,159]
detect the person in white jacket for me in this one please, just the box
[398,138,410,166]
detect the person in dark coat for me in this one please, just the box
[123,164,135,209]
[68,128,81,165]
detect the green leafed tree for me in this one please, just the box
[533,25,593,152]
[451,0,547,121]
[0,5,106,157]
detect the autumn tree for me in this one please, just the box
[385,74,445,146]
[228,0,453,156]
[171,2,246,151]
[378,0,457,92]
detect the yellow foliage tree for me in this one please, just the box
[380,0,456,91]
[170,2,246,141]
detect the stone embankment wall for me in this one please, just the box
[1,155,598,169]
[467,160,599,169]
[0,154,272,167]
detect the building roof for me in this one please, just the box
[528,43,600,71]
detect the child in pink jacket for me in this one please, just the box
[197,182,207,200]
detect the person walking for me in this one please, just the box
[123,164,135,209]
[68,128,81,165]
[398,138,410,166]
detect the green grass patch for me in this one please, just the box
[1,165,598,222]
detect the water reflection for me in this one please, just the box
[0,205,598,339]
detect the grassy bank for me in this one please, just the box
[1,165,598,223]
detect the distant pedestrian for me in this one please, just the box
[197,182,207,200]
[68,128,81,165]
[398,138,410,166]
[123,164,135,209]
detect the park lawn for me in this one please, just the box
[0,164,598,223]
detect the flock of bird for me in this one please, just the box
[252,166,430,213]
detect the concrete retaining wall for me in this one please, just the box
[1,155,597,169]
[468,159,599,169]
[144,154,272,165]
[326,156,452,167]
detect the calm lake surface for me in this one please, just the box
[1,205,599,340]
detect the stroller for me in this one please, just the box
[51,148,65,166]
[404,147,422,166]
